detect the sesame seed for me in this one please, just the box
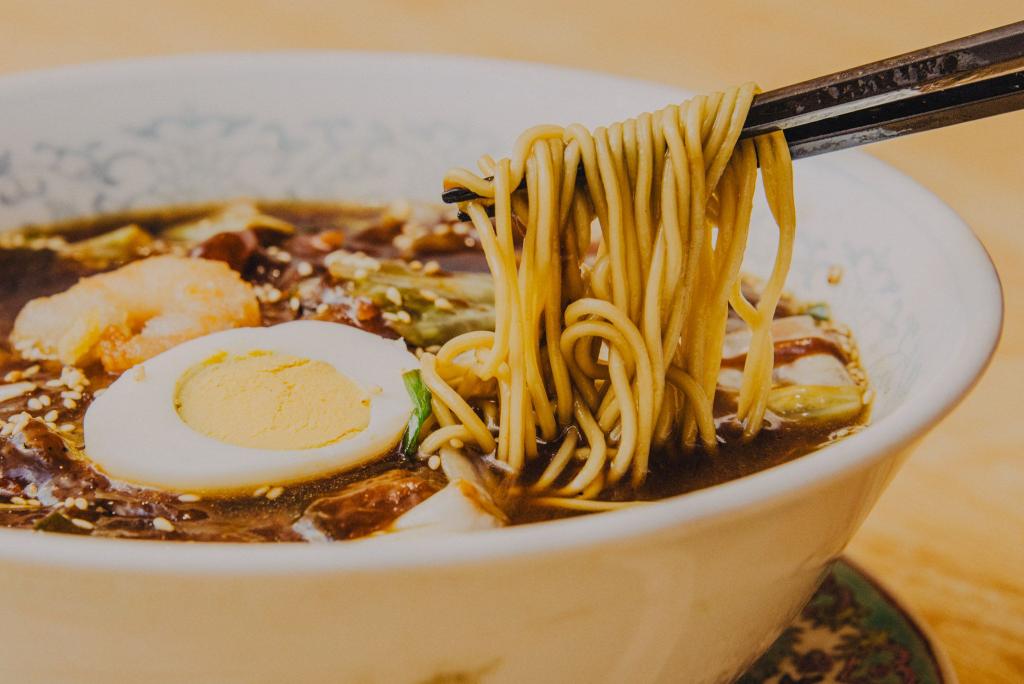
[8,412,30,436]
[27,499,41,508]
[265,486,284,501]
[297,282,319,302]
[43,410,58,423]
[92,388,106,398]
[62,398,77,410]
[3,370,22,383]
[385,286,403,306]
[289,297,301,312]
[409,260,423,271]
[267,246,293,263]
[266,287,283,303]
[423,260,441,275]
[395,310,412,324]
[70,518,94,530]
[464,237,476,248]
[74,498,88,511]
[433,297,453,311]
[22,365,40,378]
[433,224,451,236]
[10,496,26,505]
[59,423,75,433]
[61,390,82,400]
[63,497,74,509]
[0,381,36,404]
[25,483,37,497]
[39,395,51,407]
[425,345,441,354]
[153,517,175,532]
[427,455,441,470]
[27,398,42,411]
[392,235,414,251]
[452,223,469,236]
[418,289,438,302]
[296,261,313,277]
[353,268,368,280]
[253,486,269,497]
[381,312,399,323]
[324,250,381,276]
[177,494,201,503]
[61,367,86,388]
[45,379,63,388]
[315,303,329,315]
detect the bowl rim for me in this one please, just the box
[0,51,1004,574]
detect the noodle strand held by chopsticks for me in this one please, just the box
[427,83,795,504]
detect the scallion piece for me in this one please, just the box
[33,510,91,535]
[400,369,432,457]
[805,302,832,322]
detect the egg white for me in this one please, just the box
[84,320,418,493]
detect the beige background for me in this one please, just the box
[0,1,1021,681]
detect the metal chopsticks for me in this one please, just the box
[442,20,1024,205]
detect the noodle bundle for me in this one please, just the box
[419,84,795,506]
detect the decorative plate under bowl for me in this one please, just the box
[741,558,957,684]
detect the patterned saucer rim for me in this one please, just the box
[843,557,958,684]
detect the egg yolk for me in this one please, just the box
[174,350,370,450]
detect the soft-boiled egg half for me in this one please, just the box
[83,320,418,493]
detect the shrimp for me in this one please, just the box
[11,255,260,372]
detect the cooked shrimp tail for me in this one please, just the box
[11,255,260,372]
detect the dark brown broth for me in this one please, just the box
[0,200,867,541]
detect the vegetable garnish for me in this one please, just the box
[342,260,495,347]
[766,384,864,425]
[33,511,91,535]
[400,369,433,456]
[804,302,832,322]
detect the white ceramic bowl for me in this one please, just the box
[0,54,1001,684]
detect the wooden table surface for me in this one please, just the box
[1,2,1021,681]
